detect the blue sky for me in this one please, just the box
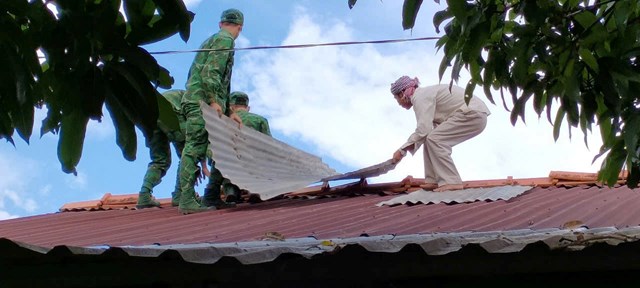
[0,0,605,219]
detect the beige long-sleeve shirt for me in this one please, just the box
[400,84,491,154]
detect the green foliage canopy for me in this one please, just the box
[350,0,640,187]
[0,0,192,175]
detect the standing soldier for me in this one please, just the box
[202,91,271,206]
[136,90,186,209]
[178,9,244,214]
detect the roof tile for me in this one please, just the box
[58,200,102,212]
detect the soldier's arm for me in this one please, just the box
[230,112,243,128]
[201,36,234,107]
[201,159,210,177]
[262,118,272,136]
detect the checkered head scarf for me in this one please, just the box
[390,76,420,99]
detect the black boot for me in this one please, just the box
[202,187,236,209]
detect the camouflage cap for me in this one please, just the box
[220,9,244,25]
[229,91,249,106]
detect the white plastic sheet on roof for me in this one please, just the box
[201,102,338,200]
[377,185,533,206]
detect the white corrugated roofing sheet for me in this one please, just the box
[201,103,338,200]
[322,159,397,182]
[377,185,533,206]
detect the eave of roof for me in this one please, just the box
[2,226,639,265]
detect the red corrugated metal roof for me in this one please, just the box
[1,172,639,247]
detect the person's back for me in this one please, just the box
[414,84,490,125]
[182,31,235,115]
[235,110,271,136]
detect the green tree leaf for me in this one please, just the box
[123,0,156,29]
[2,0,193,175]
[423,0,640,187]
[105,93,137,161]
[433,10,452,33]
[57,110,89,175]
[598,139,626,185]
[402,0,424,30]
[105,62,158,138]
[446,0,468,22]
[579,48,599,73]
[157,93,180,132]
[553,108,565,142]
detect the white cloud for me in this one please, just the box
[0,189,38,216]
[0,153,40,215]
[39,184,52,196]
[86,116,115,140]
[65,171,88,190]
[234,8,606,184]
[0,210,18,221]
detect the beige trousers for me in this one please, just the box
[423,110,487,185]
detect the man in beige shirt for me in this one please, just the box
[390,76,490,192]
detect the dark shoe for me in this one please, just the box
[201,187,219,207]
[179,206,216,215]
[247,194,263,203]
[136,192,161,209]
[203,198,236,209]
[179,197,215,214]
[224,194,238,204]
[202,186,237,209]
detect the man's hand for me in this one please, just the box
[195,166,203,186]
[230,112,243,128]
[201,160,211,177]
[392,149,405,164]
[195,160,211,186]
[210,102,223,117]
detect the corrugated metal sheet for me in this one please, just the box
[321,159,397,182]
[3,185,640,250]
[2,226,639,265]
[201,102,337,199]
[377,186,532,206]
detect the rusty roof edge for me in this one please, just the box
[3,226,640,265]
[56,170,624,211]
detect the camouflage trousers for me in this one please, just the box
[141,127,185,196]
[179,102,210,199]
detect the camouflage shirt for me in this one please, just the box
[235,110,271,136]
[182,29,235,116]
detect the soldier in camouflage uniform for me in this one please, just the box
[136,90,187,209]
[178,9,244,214]
[228,91,271,136]
[204,91,272,205]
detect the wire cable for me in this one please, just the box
[149,36,439,55]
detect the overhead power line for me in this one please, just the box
[149,36,439,55]
[35,36,440,59]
